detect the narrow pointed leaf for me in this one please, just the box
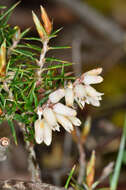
[8,120,17,145]
[0,1,20,21]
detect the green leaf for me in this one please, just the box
[0,1,20,21]
[46,57,73,64]
[20,28,31,38]
[24,37,42,42]
[49,27,63,39]
[65,165,76,189]
[24,43,41,52]
[110,115,126,190]
[49,46,71,50]
[8,119,17,145]
[33,91,38,107]
[43,63,73,71]
[0,6,6,9]
[12,49,36,60]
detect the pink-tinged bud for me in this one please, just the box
[56,114,73,132]
[40,6,52,35]
[49,89,65,103]
[0,40,6,76]
[53,103,77,117]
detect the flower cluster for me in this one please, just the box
[34,68,103,145]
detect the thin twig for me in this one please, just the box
[36,39,49,79]
[18,123,41,182]
[3,81,13,100]
[7,40,20,57]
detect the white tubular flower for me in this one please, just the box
[65,86,74,107]
[85,85,103,97]
[82,68,103,85]
[43,107,57,128]
[68,116,81,126]
[86,96,100,107]
[53,103,77,117]
[74,84,86,98]
[34,119,52,145]
[84,85,104,107]
[56,114,73,132]
[49,89,65,103]
[74,84,86,109]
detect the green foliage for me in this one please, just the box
[0,3,73,143]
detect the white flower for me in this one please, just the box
[56,114,73,132]
[65,87,74,107]
[81,68,103,85]
[65,82,74,107]
[34,119,52,145]
[49,89,65,103]
[84,85,104,107]
[68,116,81,126]
[53,103,77,117]
[43,107,60,131]
[74,84,86,109]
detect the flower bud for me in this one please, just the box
[13,26,21,42]
[0,108,3,115]
[0,40,6,76]
[32,11,46,39]
[86,151,96,188]
[40,6,52,35]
